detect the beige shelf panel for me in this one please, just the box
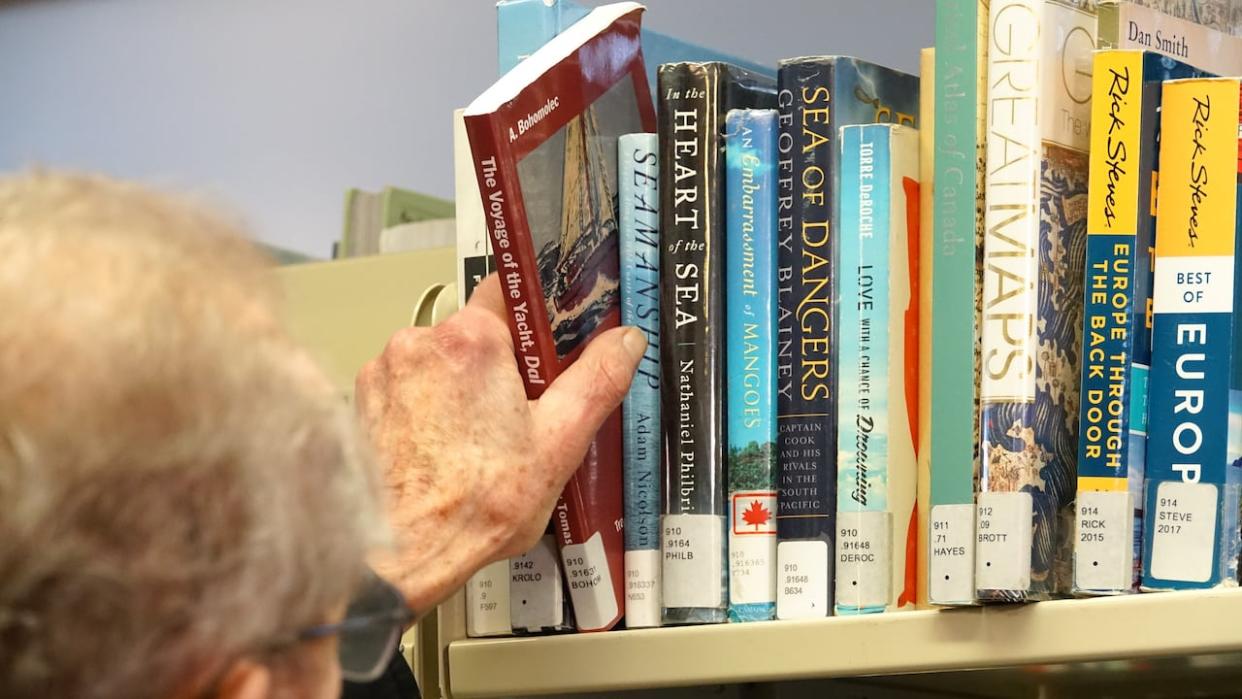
[275,247,457,395]
[275,247,457,697]
[444,588,1242,697]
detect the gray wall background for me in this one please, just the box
[0,0,933,257]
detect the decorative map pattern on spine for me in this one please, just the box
[1099,0,1242,74]
[978,0,1094,602]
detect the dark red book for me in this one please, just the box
[463,1,655,632]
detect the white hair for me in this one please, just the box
[0,172,387,699]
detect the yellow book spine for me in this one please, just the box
[1077,49,1144,499]
[1156,79,1239,259]
[1087,50,1143,239]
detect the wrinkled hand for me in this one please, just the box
[355,274,647,613]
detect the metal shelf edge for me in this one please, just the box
[445,588,1242,697]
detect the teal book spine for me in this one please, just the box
[836,124,921,615]
[928,0,985,607]
[724,109,779,623]
[619,133,662,628]
[497,0,774,93]
[496,0,589,74]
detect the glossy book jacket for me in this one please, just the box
[1142,77,1242,591]
[724,109,779,623]
[619,132,663,627]
[836,123,921,615]
[1075,50,1208,595]
[464,2,656,631]
[773,55,919,620]
[977,0,1094,602]
[659,61,777,625]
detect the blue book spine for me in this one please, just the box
[1141,77,1242,591]
[497,0,774,93]
[496,0,588,75]
[774,56,920,620]
[836,124,921,615]
[618,133,662,628]
[837,123,893,615]
[724,110,779,623]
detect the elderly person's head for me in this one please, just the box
[0,173,390,699]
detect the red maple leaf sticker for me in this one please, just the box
[741,500,771,531]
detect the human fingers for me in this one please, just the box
[531,326,646,478]
[465,274,509,325]
[457,275,517,353]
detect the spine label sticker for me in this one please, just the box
[929,503,976,604]
[975,491,1034,592]
[775,540,830,619]
[835,510,892,612]
[624,549,662,628]
[466,560,512,637]
[561,531,618,631]
[1149,481,1218,583]
[510,536,565,631]
[662,514,724,609]
[1074,490,1133,591]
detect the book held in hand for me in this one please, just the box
[463,1,656,632]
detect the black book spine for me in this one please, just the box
[774,59,838,619]
[659,62,776,625]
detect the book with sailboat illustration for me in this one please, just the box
[463,1,656,632]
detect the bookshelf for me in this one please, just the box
[272,247,1242,699]
[437,588,1242,698]
[272,243,1242,699]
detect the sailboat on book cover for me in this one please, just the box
[538,107,621,356]
[464,1,655,632]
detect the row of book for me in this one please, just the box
[453,0,1242,635]
[936,0,1242,605]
